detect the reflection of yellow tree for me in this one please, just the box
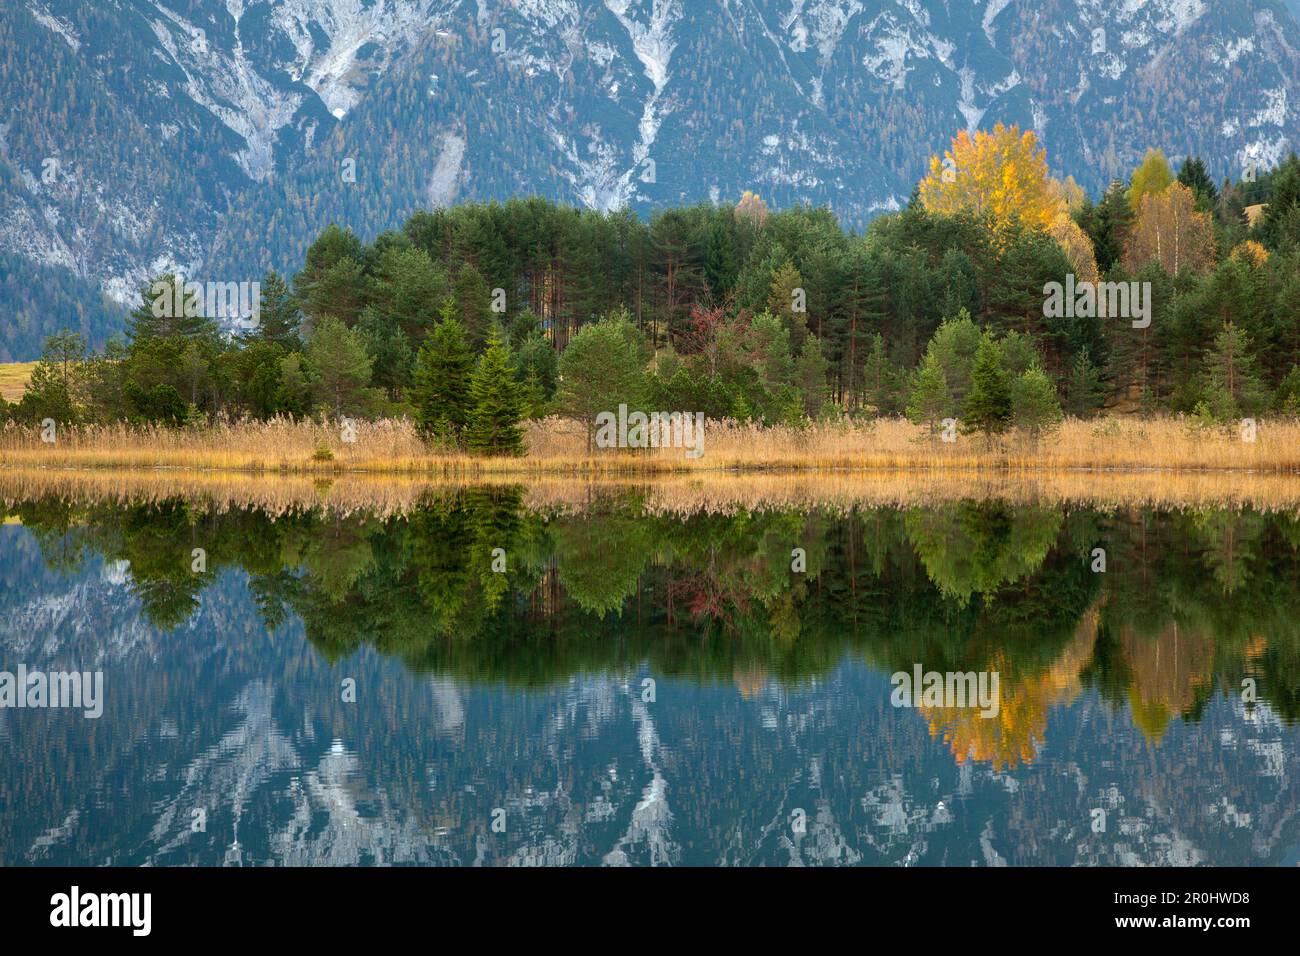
[922,607,1099,769]
[1120,622,1216,741]
[733,664,769,699]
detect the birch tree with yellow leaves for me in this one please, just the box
[919,123,1098,281]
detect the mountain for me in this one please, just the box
[2,0,1299,358]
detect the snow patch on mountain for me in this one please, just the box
[270,0,441,119]
[981,0,1014,44]
[27,2,81,52]
[862,13,930,90]
[427,131,467,207]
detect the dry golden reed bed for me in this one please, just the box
[5,468,1300,519]
[2,414,1300,475]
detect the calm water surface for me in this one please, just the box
[1,488,1298,866]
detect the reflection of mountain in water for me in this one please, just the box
[3,496,1300,866]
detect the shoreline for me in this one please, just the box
[3,414,1300,477]
[4,465,1300,516]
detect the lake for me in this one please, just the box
[2,482,1298,866]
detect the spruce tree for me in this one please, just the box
[962,337,1012,436]
[254,269,300,349]
[906,352,949,433]
[862,334,899,416]
[1177,156,1219,208]
[1011,367,1063,437]
[411,318,474,439]
[466,328,525,456]
[1200,322,1268,420]
[305,316,374,416]
[1066,352,1104,417]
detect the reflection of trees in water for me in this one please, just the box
[12,491,1300,751]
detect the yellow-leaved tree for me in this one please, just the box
[918,123,1060,230]
[919,123,1098,280]
[1123,182,1216,276]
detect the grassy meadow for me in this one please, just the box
[0,361,35,403]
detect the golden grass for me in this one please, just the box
[5,468,1300,519]
[0,361,36,403]
[2,414,1300,476]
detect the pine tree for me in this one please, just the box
[305,316,374,415]
[962,337,1012,436]
[466,328,525,456]
[1200,322,1268,420]
[411,318,474,439]
[555,316,649,450]
[253,269,300,349]
[906,352,949,433]
[1065,352,1104,417]
[1011,367,1063,437]
[18,330,87,424]
[1177,156,1219,208]
[862,334,900,416]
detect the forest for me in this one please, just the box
[7,125,1300,451]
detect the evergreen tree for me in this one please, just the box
[555,316,649,450]
[275,353,312,417]
[962,337,1012,436]
[252,270,300,349]
[454,263,494,350]
[466,328,525,456]
[795,335,830,418]
[1200,322,1269,420]
[356,307,414,401]
[18,330,87,424]
[305,316,374,415]
[411,318,474,439]
[906,352,950,433]
[1065,352,1105,417]
[1276,365,1300,416]
[862,333,901,416]
[1258,154,1300,251]
[924,310,982,412]
[704,215,737,298]
[1177,156,1219,208]
[1011,367,1063,437]
[766,261,810,354]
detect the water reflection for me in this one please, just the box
[1,489,1298,865]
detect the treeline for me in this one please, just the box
[8,129,1300,443]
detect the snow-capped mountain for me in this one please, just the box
[2,0,1299,357]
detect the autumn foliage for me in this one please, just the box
[1122,182,1216,276]
[920,123,1099,279]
